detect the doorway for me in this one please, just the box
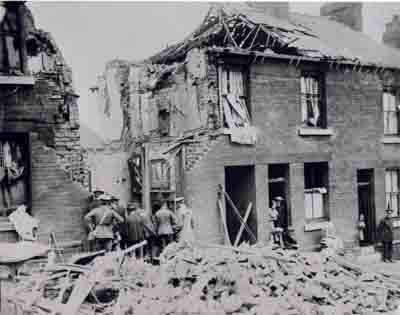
[357,169,375,246]
[268,164,290,229]
[224,165,256,245]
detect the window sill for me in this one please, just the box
[298,127,334,136]
[381,136,400,144]
[304,219,331,232]
[0,75,35,86]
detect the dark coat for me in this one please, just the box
[126,211,145,243]
[378,217,394,242]
[154,206,179,236]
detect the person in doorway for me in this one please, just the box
[268,199,281,245]
[378,207,395,263]
[126,202,145,258]
[275,196,287,230]
[358,213,366,243]
[154,200,180,255]
[138,205,157,261]
[175,197,195,243]
[84,194,124,252]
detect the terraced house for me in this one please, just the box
[95,2,400,256]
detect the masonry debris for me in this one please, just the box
[6,241,400,315]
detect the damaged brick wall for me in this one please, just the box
[0,10,90,244]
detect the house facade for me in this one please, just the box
[0,2,90,248]
[97,3,400,253]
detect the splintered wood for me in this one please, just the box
[8,242,400,315]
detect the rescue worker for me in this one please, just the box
[175,197,195,243]
[154,200,180,255]
[378,207,395,263]
[126,202,145,258]
[84,194,124,252]
[138,204,157,261]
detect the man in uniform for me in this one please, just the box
[126,202,145,258]
[154,200,180,255]
[378,207,395,263]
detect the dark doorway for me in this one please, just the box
[268,164,290,229]
[225,165,256,245]
[357,169,375,246]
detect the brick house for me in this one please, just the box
[96,2,400,253]
[0,2,90,248]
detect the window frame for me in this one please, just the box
[385,168,400,217]
[383,87,400,136]
[304,162,329,221]
[300,71,327,129]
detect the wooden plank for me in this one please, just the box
[234,202,252,247]
[142,144,151,216]
[218,200,231,246]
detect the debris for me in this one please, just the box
[9,242,400,315]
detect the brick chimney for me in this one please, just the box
[246,2,289,19]
[383,15,400,49]
[320,2,363,32]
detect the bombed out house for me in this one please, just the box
[94,2,400,255]
[0,2,89,249]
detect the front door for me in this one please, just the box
[357,169,375,246]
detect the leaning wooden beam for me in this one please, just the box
[220,16,239,48]
[234,202,252,247]
[248,25,261,50]
[239,26,256,48]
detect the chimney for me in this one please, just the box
[246,2,289,19]
[383,15,400,49]
[320,2,363,32]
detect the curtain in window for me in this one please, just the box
[301,76,320,127]
[305,191,324,219]
[383,92,398,135]
[385,170,399,216]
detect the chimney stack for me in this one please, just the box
[246,2,289,19]
[320,2,363,32]
[383,15,400,49]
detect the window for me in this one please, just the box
[158,109,170,136]
[385,169,400,217]
[383,89,400,135]
[300,72,326,128]
[304,162,329,220]
[219,65,251,128]
[150,159,170,190]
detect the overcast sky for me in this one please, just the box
[27,2,400,135]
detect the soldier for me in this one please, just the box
[378,207,395,263]
[154,201,180,255]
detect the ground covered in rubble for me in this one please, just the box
[9,242,400,315]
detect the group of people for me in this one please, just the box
[84,191,195,260]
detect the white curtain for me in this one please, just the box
[301,76,320,127]
[383,92,398,134]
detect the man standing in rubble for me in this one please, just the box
[175,197,195,243]
[154,200,180,254]
[378,207,395,263]
[84,194,124,252]
[126,202,145,258]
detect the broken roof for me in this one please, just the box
[149,3,400,69]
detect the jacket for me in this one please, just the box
[378,217,394,242]
[139,211,156,238]
[84,205,124,240]
[126,212,145,243]
[154,206,179,236]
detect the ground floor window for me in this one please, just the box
[304,162,329,220]
[385,169,400,217]
[0,133,30,217]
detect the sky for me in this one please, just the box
[27,1,400,137]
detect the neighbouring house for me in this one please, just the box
[94,2,400,255]
[0,2,90,249]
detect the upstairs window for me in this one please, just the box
[300,72,326,128]
[383,89,400,135]
[304,162,329,220]
[385,169,400,217]
[219,65,251,128]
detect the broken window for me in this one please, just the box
[304,162,329,220]
[128,155,142,194]
[151,159,170,190]
[300,72,326,128]
[0,4,23,74]
[383,89,400,135]
[219,65,251,128]
[385,169,400,217]
[158,109,170,136]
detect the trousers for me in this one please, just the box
[383,241,393,261]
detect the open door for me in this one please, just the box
[357,169,375,246]
[268,164,290,229]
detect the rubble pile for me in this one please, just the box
[9,242,400,315]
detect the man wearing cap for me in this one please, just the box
[126,202,145,258]
[154,201,180,254]
[84,194,124,252]
[175,197,195,243]
[378,207,395,263]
